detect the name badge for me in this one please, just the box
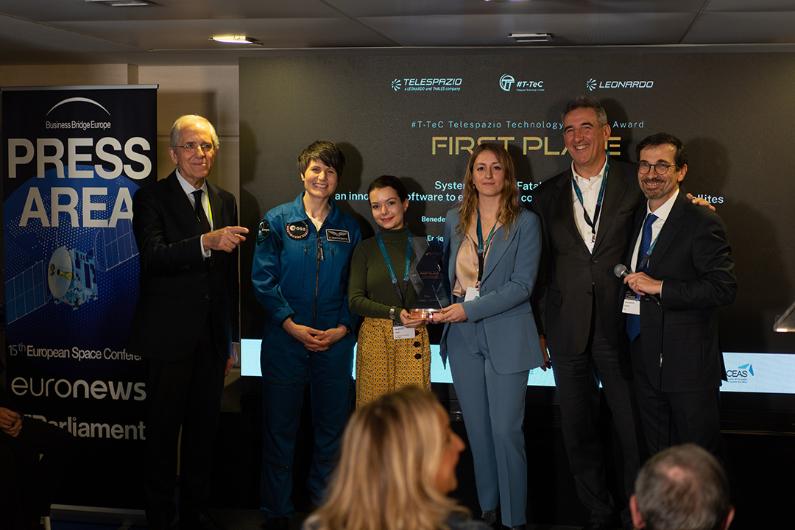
[325,229,350,243]
[393,325,416,340]
[622,292,640,315]
[464,286,480,302]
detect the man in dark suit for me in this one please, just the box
[622,133,736,457]
[129,114,248,530]
[532,96,642,530]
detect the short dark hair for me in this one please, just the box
[636,133,688,168]
[367,175,408,202]
[298,140,345,176]
[562,96,608,126]
[635,444,731,530]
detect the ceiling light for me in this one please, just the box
[84,0,153,6]
[509,32,553,43]
[210,34,261,45]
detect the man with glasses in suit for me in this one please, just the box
[130,115,248,530]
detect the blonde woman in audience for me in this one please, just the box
[304,386,490,530]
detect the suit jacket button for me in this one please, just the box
[414,353,422,359]
[413,341,421,348]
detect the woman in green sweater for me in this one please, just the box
[348,175,431,407]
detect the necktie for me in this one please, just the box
[626,213,657,341]
[192,189,211,233]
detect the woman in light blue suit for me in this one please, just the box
[432,143,544,530]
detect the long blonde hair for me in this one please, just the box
[304,387,466,530]
[456,143,520,236]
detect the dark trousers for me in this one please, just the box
[144,327,227,530]
[0,416,73,530]
[631,337,723,458]
[552,310,641,523]
[260,330,353,518]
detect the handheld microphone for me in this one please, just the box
[613,264,629,279]
[616,263,661,306]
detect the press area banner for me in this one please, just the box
[239,50,795,374]
[1,85,156,506]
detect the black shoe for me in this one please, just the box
[481,509,498,528]
[262,516,290,530]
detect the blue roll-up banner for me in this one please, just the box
[2,85,156,507]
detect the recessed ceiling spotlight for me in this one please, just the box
[509,32,553,43]
[210,34,262,45]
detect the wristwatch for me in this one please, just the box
[389,306,397,322]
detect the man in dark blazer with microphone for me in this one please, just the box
[622,132,736,458]
[531,97,643,530]
[129,114,248,530]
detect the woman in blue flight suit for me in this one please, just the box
[252,140,361,528]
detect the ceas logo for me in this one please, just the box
[391,79,402,92]
[726,363,754,381]
[586,78,598,92]
[499,74,516,92]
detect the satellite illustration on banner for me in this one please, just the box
[5,217,137,323]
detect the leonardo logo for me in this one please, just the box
[726,363,755,383]
[391,78,402,92]
[586,78,654,91]
[499,74,515,92]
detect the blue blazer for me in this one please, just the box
[440,207,544,374]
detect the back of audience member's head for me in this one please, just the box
[304,386,466,530]
[631,444,734,530]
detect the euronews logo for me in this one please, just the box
[726,363,754,383]
[11,376,146,401]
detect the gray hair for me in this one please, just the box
[169,114,220,150]
[635,444,731,530]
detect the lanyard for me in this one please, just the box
[571,156,609,243]
[476,210,498,284]
[375,232,413,307]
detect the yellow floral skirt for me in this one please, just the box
[356,317,431,408]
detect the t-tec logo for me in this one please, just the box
[499,74,516,92]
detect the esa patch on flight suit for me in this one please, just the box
[286,221,309,240]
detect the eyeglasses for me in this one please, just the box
[174,142,215,153]
[638,161,676,176]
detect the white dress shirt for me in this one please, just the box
[571,159,608,253]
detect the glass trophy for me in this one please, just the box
[408,239,447,320]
